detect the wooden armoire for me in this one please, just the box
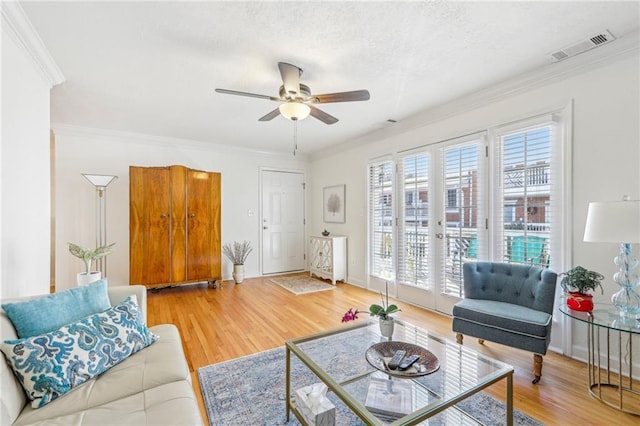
[129,165,221,288]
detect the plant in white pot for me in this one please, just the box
[341,281,401,338]
[222,240,252,284]
[68,242,116,286]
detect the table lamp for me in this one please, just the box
[583,196,640,323]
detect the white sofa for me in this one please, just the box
[0,285,203,425]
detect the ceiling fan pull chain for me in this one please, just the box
[293,120,298,156]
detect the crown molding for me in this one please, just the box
[1,1,65,87]
[311,32,640,161]
[51,123,310,162]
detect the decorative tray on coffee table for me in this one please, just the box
[365,341,439,377]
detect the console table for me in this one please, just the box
[309,235,346,285]
[559,303,640,414]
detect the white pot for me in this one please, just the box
[77,271,101,286]
[379,317,395,338]
[233,264,245,284]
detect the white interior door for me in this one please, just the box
[261,170,305,275]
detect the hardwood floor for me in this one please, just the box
[146,274,638,425]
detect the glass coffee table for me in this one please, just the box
[285,319,514,425]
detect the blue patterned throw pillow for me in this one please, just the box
[0,295,158,408]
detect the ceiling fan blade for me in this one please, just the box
[215,88,280,101]
[258,108,281,121]
[278,62,301,97]
[309,106,338,125]
[312,89,370,103]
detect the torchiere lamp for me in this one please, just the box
[82,174,118,277]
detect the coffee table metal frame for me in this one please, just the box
[285,320,514,425]
[559,303,640,415]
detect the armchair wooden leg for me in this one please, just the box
[456,333,463,344]
[532,354,543,384]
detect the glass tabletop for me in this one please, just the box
[286,319,513,424]
[559,302,640,334]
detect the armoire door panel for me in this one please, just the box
[187,169,213,280]
[170,165,187,283]
[130,166,171,285]
[210,172,222,278]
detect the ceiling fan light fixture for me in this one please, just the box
[279,102,311,121]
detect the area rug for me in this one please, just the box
[198,329,543,426]
[270,275,335,295]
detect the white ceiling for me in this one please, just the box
[21,1,640,156]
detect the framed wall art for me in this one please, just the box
[323,184,345,223]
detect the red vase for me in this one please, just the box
[566,292,594,312]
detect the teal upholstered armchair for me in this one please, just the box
[452,262,558,384]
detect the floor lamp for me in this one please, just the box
[82,174,118,278]
[584,196,640,324]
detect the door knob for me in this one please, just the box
[263,226,268,230]
[436,233,444,239]
[160,213,168,219]
[189,213,196,218]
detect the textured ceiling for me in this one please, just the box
[21,1,640,156]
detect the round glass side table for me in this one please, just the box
[559,303,640,415]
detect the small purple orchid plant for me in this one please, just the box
[342,281,400,323]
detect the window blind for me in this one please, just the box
[442,140,483,296]
[495,121,555,268]
[397,153,430,287]
[368,160,394,280]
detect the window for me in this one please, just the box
[495,120,556,268]
[369,160,394,280]
[442,142,483,297]
[397,153,430,287]
[367,111,566,310]
[447,189,458,209]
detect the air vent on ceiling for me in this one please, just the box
[551,30,616,62]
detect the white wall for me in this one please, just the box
[0,22,53,299]
[312,53,639,290]
[53,127,310,291]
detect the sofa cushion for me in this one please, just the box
[1,280,110,338]
[452,298,552,338]
[1,295,158,408]
[11,324,192,425]
[12,380,202,426]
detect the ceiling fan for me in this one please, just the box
[215,62,370,125]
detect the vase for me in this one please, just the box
[379,317,395,338]
[566,291,594,312]
[77,271,101,286]
[233,264,245,284]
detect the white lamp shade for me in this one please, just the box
[279,102,311,121]
[82,174,118,188]
[583,200,640,243]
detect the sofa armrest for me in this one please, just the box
[108,285,148,322]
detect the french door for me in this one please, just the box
[396,135,486,314]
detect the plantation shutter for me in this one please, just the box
[494,117,558,268]
[397,152,430,287]
[368,160,394,280]
[441,137,485,297]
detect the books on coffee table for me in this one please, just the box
[364,376,413,420]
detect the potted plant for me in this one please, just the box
[342,281,401,337]
[560,266,604,312]
[68,242,116,286]
[222,240,252,284]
